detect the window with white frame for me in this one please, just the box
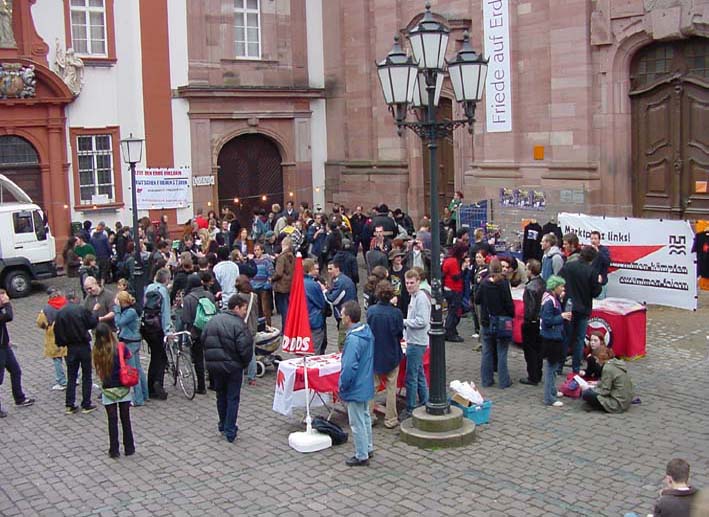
[76,134,114,204]
[70,0,107,56]
[234,0,261,59]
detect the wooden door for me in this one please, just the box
[423,97,455,216]
[217,134,283,225]
[631,38,709,219]
[0,136,43,209]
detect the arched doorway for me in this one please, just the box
[0,136,43,208]
[217,134,283,224]
[423,97,455,216]
[630,37,709,219]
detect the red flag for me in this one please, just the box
[282,254,314,355]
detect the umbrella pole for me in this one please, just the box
[303,355,313,433]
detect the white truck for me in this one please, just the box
[0,174,57,297]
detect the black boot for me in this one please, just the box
[152,382,168,400]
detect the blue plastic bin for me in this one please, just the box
[451,399,492,425]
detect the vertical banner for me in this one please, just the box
[558,213,697,310]
[483,0,512,133]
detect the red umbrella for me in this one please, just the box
[282,253,314,355]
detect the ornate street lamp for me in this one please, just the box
[377,2,488,446]
[120,133,145,309]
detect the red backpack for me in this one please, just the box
[118,342,139,387]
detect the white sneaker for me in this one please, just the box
[92,383,99,389]
[472,333,480,339]
[51,384,67,391]
[556,391,563,397]
[552,400,564,407]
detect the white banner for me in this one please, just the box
[136,168,191,210]
[483,0,512,133]
[558,213,697,310]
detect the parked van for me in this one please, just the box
[0,174,57,297]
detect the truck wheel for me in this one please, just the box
[5,270,32,298]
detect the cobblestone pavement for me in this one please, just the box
[1,275,707,516]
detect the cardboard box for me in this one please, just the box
[451,393,474,407]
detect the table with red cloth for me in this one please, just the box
[272,347,431,418]
[511,288,646,359]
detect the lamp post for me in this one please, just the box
[120,134,145,309]
[377,3,488,422]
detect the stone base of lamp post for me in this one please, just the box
[399,405,476,449]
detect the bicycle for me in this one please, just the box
[163,331,197,400]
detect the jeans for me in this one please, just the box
[191,333,206,392]
[522,321,543,384]
[312,327,326,356]
[543,360,561,405]
[471,304,481,334]
[443,290,462,337]
[566,314,589,373]
[53,357,67,386]
[213,368,244,442]
[346,400,373,461]
[405,343,428,411]
[0,346,27,404]
[144,329,166,394]
[274,291,289,327]
[255,288,273,326]
[481,327,511,388]
[106,401,134,455]
[582,388,606,411]
[124,341,148,405]
[65,345,93,409]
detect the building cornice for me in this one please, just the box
[176,85,326,100]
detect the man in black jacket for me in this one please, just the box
[202,294,253,443]
[520,259,545,385]
[54,289,98,414]
[560,245,601,374]
[0,289,35,417]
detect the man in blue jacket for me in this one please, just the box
[325,259,357,351]
[90,221,112,286]
[339,301,374,467]
[303,259,328,355]
[366,280,403,429]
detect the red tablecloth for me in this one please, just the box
[511,289,646,359]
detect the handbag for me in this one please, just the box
[559,373,582,399]
[117,342,139,387]
[488,314,513,339]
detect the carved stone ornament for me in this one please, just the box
[0,62,36,98]
[53,39,84,96]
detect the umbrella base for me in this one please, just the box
[288,429,332,453]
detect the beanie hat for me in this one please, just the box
[546,275,566,291]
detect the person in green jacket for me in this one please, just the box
[581,345,634,413]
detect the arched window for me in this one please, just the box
[631,37,709,89]
[0,136,39,167]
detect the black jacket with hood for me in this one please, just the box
[202,311,253,375]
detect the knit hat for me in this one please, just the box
[546,275,566,291]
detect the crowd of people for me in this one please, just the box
[1,200,635,464]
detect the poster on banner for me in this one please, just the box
[558,213,697,310]
[282,255,314,354]
[483,0,512,133]
[136,168,191,209]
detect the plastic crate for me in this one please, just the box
[451,399,492,425]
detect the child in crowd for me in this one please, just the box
[539,275,572,407]
[36,288,69,390]
[92,322,135,458]
[653,458,699,517]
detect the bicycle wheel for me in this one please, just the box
[176,352,197,400]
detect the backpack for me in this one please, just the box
[311,417,348,445]
[141,289,163,333]
[193,297,218,330]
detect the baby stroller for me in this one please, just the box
[254,317,282,377]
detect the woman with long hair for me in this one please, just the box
[62,236,82,278]
[475,258,515,388]
[363,265,389,310]
[114,291,148,406]
[92,322,135,458]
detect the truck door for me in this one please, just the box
[12,209,49,263]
